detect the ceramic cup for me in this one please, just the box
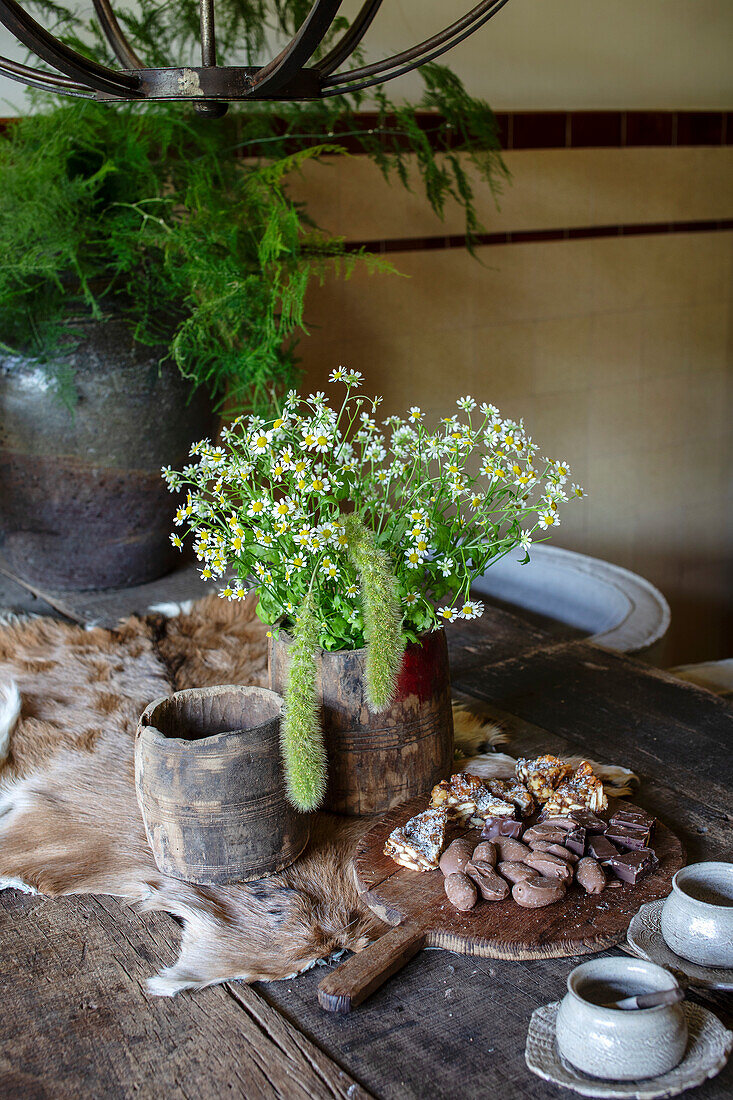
[661,862,733,968]
[556,957,688,1081]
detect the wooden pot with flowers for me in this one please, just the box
[165,370,582,816]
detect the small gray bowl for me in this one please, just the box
[661,862,733,968]
[556,957,688,1081]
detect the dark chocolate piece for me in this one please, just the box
[481,816,523,841]
[569,809,606,833]
[587,835,619,863]
[605,825,651,851]
[609,809,656,836]
[609,850,658,883]
[564,827,586,856]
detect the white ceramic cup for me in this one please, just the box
[661,862,733,968]
[556,957,688,1081]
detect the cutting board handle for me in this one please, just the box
[318,921,426,1013]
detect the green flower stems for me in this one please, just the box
[346,514,406,712]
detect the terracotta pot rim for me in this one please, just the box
[272,624,445,658]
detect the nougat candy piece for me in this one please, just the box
[431,773,513,825]
[515,754,573,803]
[485,777,535,817]
[543,761,608,817]
[384,807,448,872]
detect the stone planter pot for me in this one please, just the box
[135,685,310,885]
[269,628,454,816]
[0,317,213,590]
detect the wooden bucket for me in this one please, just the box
[135,685,310,885]
[268,629,454,816]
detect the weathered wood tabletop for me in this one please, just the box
[1,600,732,1100]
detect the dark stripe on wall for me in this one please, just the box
[347,218,733,255]
[0,110,731,150]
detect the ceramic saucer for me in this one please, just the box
[525,1001,732,1099]
[627,899,733,991]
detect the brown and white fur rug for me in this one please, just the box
[0,596,636,996]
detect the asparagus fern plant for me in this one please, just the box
[0,1,508,412]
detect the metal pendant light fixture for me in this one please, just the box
[0,0,510,117]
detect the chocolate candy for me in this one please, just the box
[587,835,619,863]
[608,850,658,884]
[444,871,478,910]
[539,815,575,832]
[564,827,586,856]
[569,809,606,833]
[523,825,569,846]
[524,851,573,883]
[512,874,566,908]
[481,816,523,841]
[471,840,497,866]
[605,825,651,851]
[439,838,476,877]
[497,860,535,884]
[609,808,655,835]
[529,839,579,863]
[465,859,510,901]
[576,856,606,895]
[493,836,532,862]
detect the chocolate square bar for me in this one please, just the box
[608,808,656,836]
[564,827,586,856]
[605,825,652,851]
[569,809,606,833]
[608,849,658,884]
[481,816,523,840]
[586,835,619,863]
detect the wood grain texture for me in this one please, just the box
[269,629,454,816]
[135,685,310,884]
[0,890,372,1100]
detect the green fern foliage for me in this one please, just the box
[280,592,327,811]
[346,514,405,712]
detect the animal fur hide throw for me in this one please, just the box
[0,596,636,996]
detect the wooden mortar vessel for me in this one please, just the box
[268,629,454,817]
[135,684,310,884]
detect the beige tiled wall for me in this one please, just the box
[294,148,733,665]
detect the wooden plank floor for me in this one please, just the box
[1,603,731,1098]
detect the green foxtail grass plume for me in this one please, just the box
[345,514,405,712]
[281,592,327,811]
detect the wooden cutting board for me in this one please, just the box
[318,797,685,1012]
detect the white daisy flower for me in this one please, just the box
[519,531,533,552]
[170,533,183,549]
[344,370,363,385]
[459,599,484,620]
[271,496,296,519]
[537,511,560,530]
[329,367,346,382]
[457,395,476,411]
[404,547,424,569]
[290,554,307,572]
[438,557,455,578]
[571,482,586,498]
[310,475,330,495]
[404,592,418,606]
[408,406,423,422]
[437,605,458,623]
[345,584,359,597]
[250,430,273,453]
[247,498,267,518]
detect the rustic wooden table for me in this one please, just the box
[1,602,731,1100]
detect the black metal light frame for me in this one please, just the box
[0,0,510,116]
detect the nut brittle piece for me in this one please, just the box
[485,777,535,817]
[384,806,448,872]
[430,773,514,825]
[515,754,573,803]
[543,760,608,816]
